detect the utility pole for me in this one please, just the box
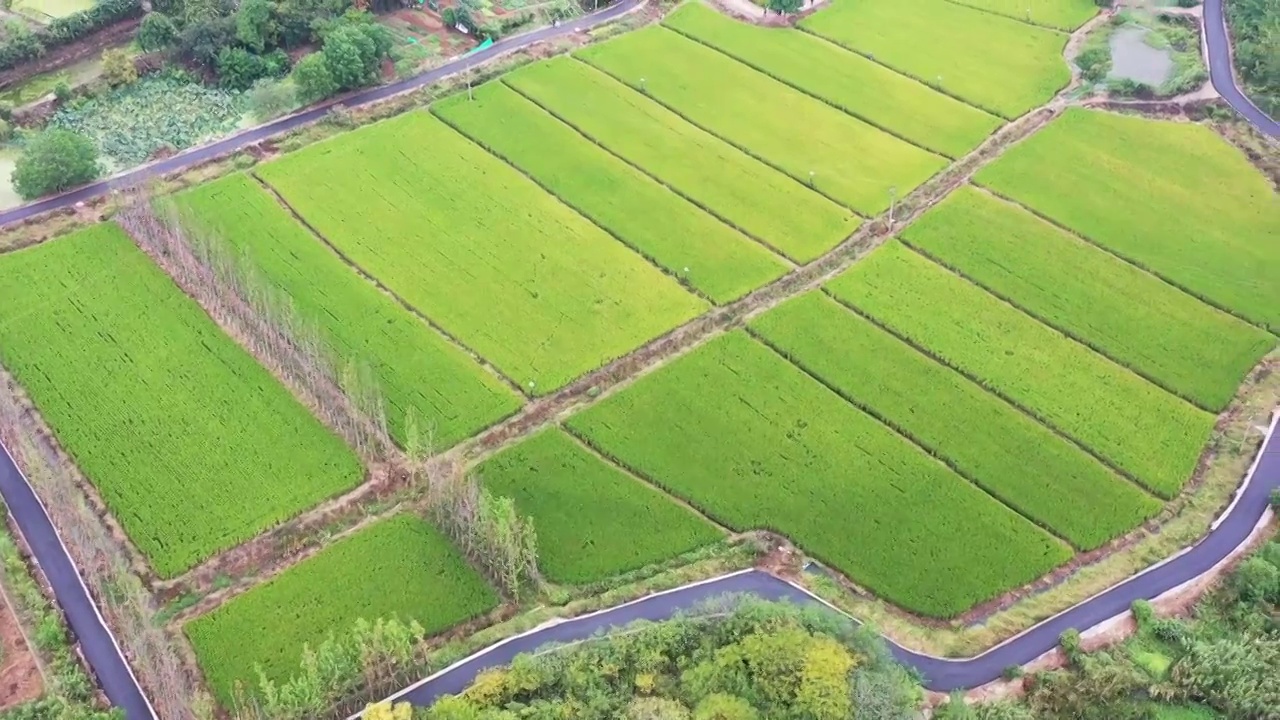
[639,77,647,93]
[468,80,473,101]
[888,186,897,227]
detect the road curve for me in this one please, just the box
[0,0,644,229]
[1203,0,1279,137]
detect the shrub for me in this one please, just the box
[138,12,179,51]
[1001,664,1024,680]
[11,128,101,200]
[1076,45,1110,83]
[0,119,11,142]
[1130,599,1154,627]
[102,48,138,87]
[1232,556,1280,604]
[247,78,296,121]
[291,52,337,104]
[53,82,73,103]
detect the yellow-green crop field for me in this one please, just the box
[503,58,859,261]
[801,0,1072,119]
[949,0,1099,30]
[173,174,524,448]
[902,187,1275,413]
[568,331,1072,618]
[577,26,948,215]
[0,226,362,577]
[477,428,724,585]
[976,109,1280,333]
[257,111,707,394]
[663,3,1003,158]
[185,515,497,704]
[829,242,1215,498]
[750,292,1162,551]
[431,82,787,304]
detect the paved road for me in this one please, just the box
[1203,0,1280,137]
[0,0,644,228]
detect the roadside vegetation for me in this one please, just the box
[1225,0,1279,116]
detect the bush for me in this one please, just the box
[102,48,138,87]
[0,119,11,142]
[138,12,180,51]
[1076,45,1111,83]
[53,82,73,103]
[1269,488,1280,510]
[11,128,101,200]
[1001,664,1024,680]
[215,46,288,91]
[247,78,296,121]
[291,52,337,104]
[1233,556,1280,604]
[1109,77,1152,97]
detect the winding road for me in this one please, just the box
[0,2,1276,717]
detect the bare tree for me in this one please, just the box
[426,473,540,601]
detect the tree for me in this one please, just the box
[627,697,692,720]
[693,694,757,720]
[102,48,137,87]
[138,12,179,51]
[1232,556,1280,604]
[12,129,101,200]
[363,700,412,720]
[216,46,275,90]
[179,15,237,68]
[321,18,391,90]
[236,0,278,52]
[766,0,802,14]
[291,51,337,103]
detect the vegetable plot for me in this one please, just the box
[186,514,497,704]
[976,109,1280,333]
[663,3,1003,158]
[568,331,1072,618]
[477,428,724,584]
[0,225,362,577]
[901,187,1274,412]
[800,0,1071,119]
[173,174,523,449]
[503,58,857,262]
[258,111,706,395]
[750,292,1161,551]
[432,83,787,304]
[577,27,947,215]
[828,242,1214,498]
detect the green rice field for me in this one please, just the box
[577,26,948,215]
[503,58,859,261]
[431,82,787,304]
[257,111,706,395]
[828,242,1215,498]
[751,292,1161,551]
[948,0,1099,30]
[173,174,523,449]
[185,515,497,703]
[477,428,724,585]
[901,187,1275,412]
[801,0,1072,118]
[568,331,1072,618]
[0,226,362,577]
[663,3,1003,158]
[976,109,1280,333]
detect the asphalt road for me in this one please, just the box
[1203,0,1280,137]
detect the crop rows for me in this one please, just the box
[800,0,1072,119]
[503,58,858,262]
[477,428,724,585]
[947,0,1099,30]
[186,514,497,704]
[902,187,1275,412]
[257,111,706,395]
[173,174,524,448]
[568,331,1072,619]
[976,109,1280,333]
[829,242,1214,498]
[0,225,362,577]
[750,292,1161,551]
[576,26,947,216]
[663,3,1003,158]
[431,82,786,304]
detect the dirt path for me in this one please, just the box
[0,594,42,710]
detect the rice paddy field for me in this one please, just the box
[0,226,362,577]
[577,26,948,215]
[663,3,1003,158]
[503,57,859,261]
[800,0,1073,119]
[172,174,524,449]
[477,428,724,585]
[256,111,706,394]
[976,109,1280,333]
[948,0,1099,30]
[185,515,498,703]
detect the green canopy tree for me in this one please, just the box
[12,129,101,200]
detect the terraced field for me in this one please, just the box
[185,514,497,704]
[0,225,362,577]
[801,0,1072,118]
[431,82,787,304]
[663,2,1003,158]
[828,242,1215,498]
[577,26,948,215]
[568,332,1072,618]
[504,58,859,262]
[977,109,1280,333]
[257,111,706,394]
[173,174,524,448]
[901,187,1275,412]
[478,429,724,584]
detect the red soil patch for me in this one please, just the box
[0,597,42,709]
